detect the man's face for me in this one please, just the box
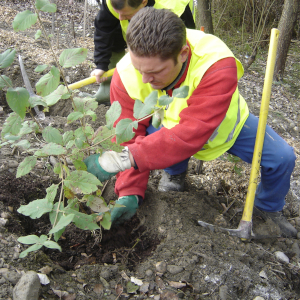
[129,46,189,90]
[114,0,147,21]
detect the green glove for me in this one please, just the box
[111,195,139,225]
[83,154,117,182]
[84,147,132,182]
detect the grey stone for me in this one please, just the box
[291,241,300,259]
[166,265,184,275]
[156,261,167,273]
[2,270,21,285]
[13,271,41,300]
[219,285,228,300]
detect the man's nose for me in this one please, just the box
[142,73,153,84]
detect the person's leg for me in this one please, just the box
[228,113,295,211]
[146,124,189,191]
[227,113,297,237]
[94,50,125,105]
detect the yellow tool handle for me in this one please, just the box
[242,28,280,223]
[68,68,115,90]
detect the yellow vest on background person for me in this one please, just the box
[106,0,195,40]
[117,29,249,161]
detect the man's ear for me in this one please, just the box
[179,45,189,63]
[141,0,148,8]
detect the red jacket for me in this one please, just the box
[110,52,238,198]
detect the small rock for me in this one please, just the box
[156,261,167,273]
[0,212,10,219]
[274,251,289,264]
[294,217,300,227]
[259,270,268,279]
[219,285,228,300]
[0,218,8,226]
[161,290,179,300]
[291,241,300,259]
[167,265,184,275]
[139,282,149,293]
[145,269,153,277]
[253,297,265,300]
[1,269,21,284]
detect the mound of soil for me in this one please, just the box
[0,1,300,299]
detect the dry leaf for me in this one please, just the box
[39,265,53,275]
[167,281,186,289]
[115,283,123,295]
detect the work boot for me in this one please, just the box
[253,206,298,238]
[94,50,125,106]
[158,170,186,192]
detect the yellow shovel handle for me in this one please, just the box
[242,28,280,222]
[68,68,115,90]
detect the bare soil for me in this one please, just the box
[1,1,300,300]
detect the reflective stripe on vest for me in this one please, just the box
[106,0,195,41]
[117,29,249,161]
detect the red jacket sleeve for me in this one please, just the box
[111,57,238,173]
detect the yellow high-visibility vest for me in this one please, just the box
[117,29,249,161]
[106,0,195,41]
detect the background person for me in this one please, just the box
[91,0,195,104]
[84,8,297,238]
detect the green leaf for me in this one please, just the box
[74,137,84,149]
[0,75,13,89]
[133,91,158,119]
[152,109,164,128]
[18,234,40,245]
[64,170,101,194]
[19,244,43,258]
[67,111,84,123]
[28,96,47,108]
[59,48,88,68]
[49,202,65,241]
[43,241,61,251]
[35,29,42,39]
[36,66,60,97]
[115,119,138,144]
[43,85,69,106]
[40,142,67,155]
[92,126,115,144]
[85,195,109,213]
[64,208,100,230]
[158,95,173,106]
[49,214,75,234]
[36,0,57,13]
[127,281,139,293]
[6,87,29,119]
[106,101,121,130]
[86,110,97,121]
[46,184,59,202]
[15,140,31,150]
[73,160,87,171]
[17,199,53,219]
[1,113,22,137]
[16,156,37,178]
[173,86,189,98]
[53,163,62,176]
[13,10,37,32]
[42,126,63,145]
[0,49,16,69]
[19,120,38,136]
[35,64,48,72]
[100,212,112,230]
[63,131,74,146]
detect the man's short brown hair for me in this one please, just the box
[111,0,142,10]
[126,7,186,64]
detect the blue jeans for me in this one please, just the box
[147,113,296,212]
